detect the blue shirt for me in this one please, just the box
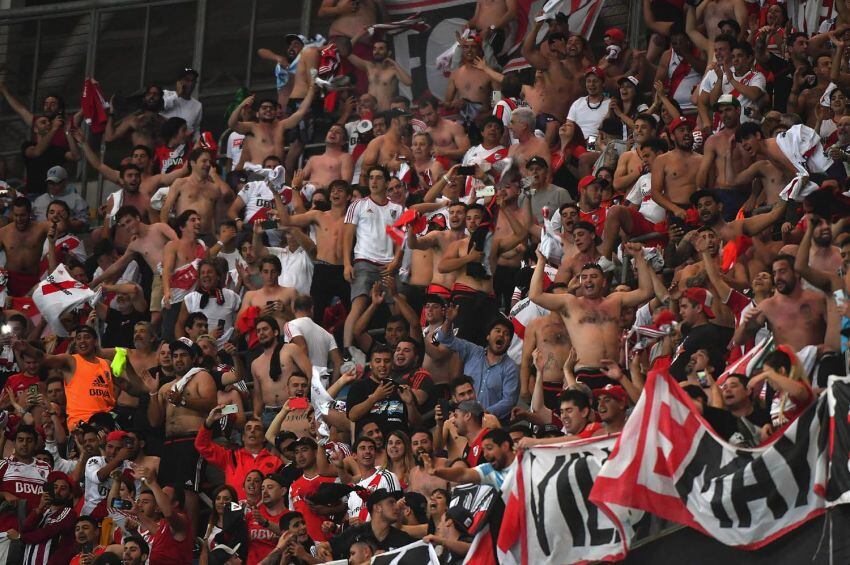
[436,329,519,422]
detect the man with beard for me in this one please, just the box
[825,115,850,182]
[196,406,280,499]
[345,436,402,523]
[434,377,501,460]
[288,437,340,543]
[120,537,150,565]
[83,430,133,519]
[720,373,772,444]
[406,429,448,497]
[415,97,469,167]
[650,117,704,221]
[445,35,496,129]
[417,295,463,385]
[566,67,611,145]
[348,345,422,435]
[141,338,216,530]
[12,471,78,565]
[613,114,659,194]
[130,467,194,565]
[345,35,412,112]
[21,113,80,196]
[0,197,50,296]
[301,124,354,187]
[329,488,415,560]
[359,110,414,184]
[160,148,234,240]
[91,206,177,328]
[105,85,165,148]
[423,428,516,489]
[258,511,315,565]
[739,255,828,353]
[530,244,653,389]
[794,215,843,277]
[258,34,308,109]
[668,286,734,381]
[522,26,589,147]
[696,95,756,218]
[0,425,51,562]
[250,317,312,428]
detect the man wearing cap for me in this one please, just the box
[12,470,78,565]
[566,66,611,142]
[258,33,307,109]
[598,28,641,91]
[696,94,757,217]
[574,175,608,237]
[143,337,216,527]
[245,473,289,564]
[329,488,415,560]
[161,67,202,140]
[424,504,473,563]
[670,287,733,380]
[82,430,132,518]
[0,197,51,296]
[650,116,703,221]
[520,155,574,224]
[196,405,280,500]
[32,166,89,232]
[593,383,629,435]
[699,0,747,44]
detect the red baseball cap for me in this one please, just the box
[593,384,628,403]
[106,430,128,444]
[578,175,598,191]
[584,66,606,79]
[667,116,690,135]
[682,287,716,318]
[604,28,626,43]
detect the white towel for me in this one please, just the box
[775,124,833,201]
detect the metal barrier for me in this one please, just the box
[0,0,317,201]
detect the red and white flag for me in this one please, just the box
[32,264,95,336]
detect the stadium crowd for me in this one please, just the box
[0,0,850,563]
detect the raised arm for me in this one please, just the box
[0,83,34,125]
[227,95,256,135]
[72,130,121,184]
[619,243,654,307]
[529,250,567,311]
[521,20,549,70]
[794,216,841,292]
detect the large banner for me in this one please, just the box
[385,0,605,101]
[590,369,844,550]
[496,435,642,564]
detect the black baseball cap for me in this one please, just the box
[526,155,549,169]
[179,67,199,79]
[285,33,307,46]
[445,506,475,535]
[546,32,568,42]
[423,294,447,306]
[387,107,412,119]
[169,337,200,357]
[366,488,404,512]
[73,325,99,339]
[292,436,318,450]
[275,431,298,449]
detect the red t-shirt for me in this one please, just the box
[70,546,105,565]
[579,205,609,236]
[5,373,40,396]
[148,515,194,565]
[289,474,338,542]
[246,504,287,565]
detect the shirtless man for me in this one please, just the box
[104,85,165,148]
[437,199,527,344]
[408,202,468,299]
[522,21,589,147]
[359,108,414,184]
[556,221,602,284]
[418,98,471,165]
[734,122,804,186]
[319,0,382,46]
[507,107,551,173]
[227,86,317,168]
[346,34,412,112]
[694,0,747,44]
[738,254,827,351]
[468,0,517,42]
[113,321,160,429]
[529,243,653,389]
[160,148,234,239]
[650,117,704,220]
[418,296,464,384]
[491,172,531,306]
[90,206,177,326]
[277,179,352,320]
[792,55,834,126]
[445,35,496,126]
[696,96,756,216]
[141,338,216,530]
[613,114,658,194]
[237,256,298,330]
[302,124,354,187]
[411,132,445,190]
[0,197,49,296]
[519,294,571,407]
[250,317,312,427]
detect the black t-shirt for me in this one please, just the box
[21,141,68,195]
[346,376,409,436]
[101,308,149,348]
[329,523,416,559]
[702,406,740,441]
[669,323,734,381]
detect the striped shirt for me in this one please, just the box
[347,468,402,521]
[21,505,76,565]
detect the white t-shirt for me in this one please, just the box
[184,288,242,346]
[161,90,203,139]
[566,96,611,140]
[225,131,246,170]
[83,457,118,514]
[237,180,276,224]
[344,197,404,264]
[283,316,338,368]
[268,246,314,295]
[346,468,402,521]
[626,172,666,223]
[699,68,766,124]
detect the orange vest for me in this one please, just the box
[65,354,116,430]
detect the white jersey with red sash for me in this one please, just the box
[236,180,275,224]
[666,49,701,111]
[40,234,87,278]
[347,468,401,522]
[462,143,508,197]
[163,241,207,305]
[493,96,526,144]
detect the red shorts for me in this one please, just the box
[626,207,668,246]
[7,271,40,297]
